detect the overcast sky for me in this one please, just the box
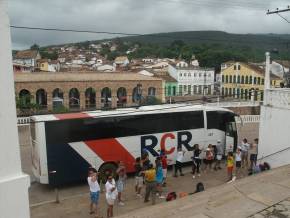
[8,0,290,50]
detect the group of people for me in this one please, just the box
[86,137,267,218]
[226,138,264,182]
[87,161,126,218]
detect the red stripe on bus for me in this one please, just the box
[54,113,91,120]
[85,139,136,172]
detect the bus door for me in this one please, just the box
[225,122,237,154]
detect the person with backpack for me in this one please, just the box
[143,164,157,205]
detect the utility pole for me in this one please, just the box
[267,6,290,15]
[0,1,30,217]
[267,6,290,23]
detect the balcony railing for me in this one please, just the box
[264,88,290,110]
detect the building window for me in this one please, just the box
[241,76,244,84]
[233,75,236,83]
[222,87,224,96]
[225,75,228,83]
[245,76,248,84]
[198,85,202,94]
[238,65,241,70]
[188,85,191,94]
[237,88,240,98]
[179,85,183,95]
[194,85,197,94]
[194,73,197,77]
[184,73,187,77]
[222,75,224,82]
[254,77,257,84]
[229,75,232,83]
[225,88,228,96]
[180,73,182,77]
[41,63,44,67]
[172,86,176,96]
[257,77,261,85]
[249,76,252,84]
[229,88,232,96]
[237,75,241,84]
[261,79,264,85]
[234,65,236,70]
[233,88,235,97]
[168,86,171,96]
[184,85,187,91]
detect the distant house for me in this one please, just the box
[221,62,283,101]
[168,63,215,96]
[271,60,290,85]
[36,59,60,72]
[154,71,178,97]
[13,50,41,72]
[142,58,155,63]
[114,56,129,68]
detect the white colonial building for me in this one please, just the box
[168,63,215,95]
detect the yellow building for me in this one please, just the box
[221,62,282,101]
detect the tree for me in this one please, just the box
[30,44,40,50]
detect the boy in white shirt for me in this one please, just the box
[87,169,101,218]
[174,147,185,177]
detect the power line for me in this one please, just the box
[277,13,290,23]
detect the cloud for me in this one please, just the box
[8,0,290,49]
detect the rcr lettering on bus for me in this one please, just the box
[141,131,194,156]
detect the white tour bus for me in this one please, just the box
[30,104,238,186]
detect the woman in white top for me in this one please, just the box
[105,175,118,218]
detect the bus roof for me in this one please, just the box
[30,104,234,122]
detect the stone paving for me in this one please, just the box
[250,198,290,218]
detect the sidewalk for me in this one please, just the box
[116,164,290,218]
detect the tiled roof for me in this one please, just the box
[15,50,38,59]
[154,74,177,83]
[115,56,128,62]
[14,72,163,82]
[273,60,290,68]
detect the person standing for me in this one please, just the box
[235,147,242,178]
[116,161,126,206]
[204,145,214,173]
[160,149,171,186]
[87,168,101,218]
[143,164,157,205]
[241,138,250,168]
[105,175,118,218]
[192,144,202,179]
[134,157,143,198]
[214,140,223,170]
[174,147,185,177]
[227,152,234,182]
[155,157,165,199]
[249,138,258,170]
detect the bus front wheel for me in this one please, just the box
[98,162,117,184]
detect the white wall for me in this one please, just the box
[258,105,290,168]
[0,1,30,217]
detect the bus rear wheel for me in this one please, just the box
[98,162,117,184]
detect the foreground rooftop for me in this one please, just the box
[117,164,290,218]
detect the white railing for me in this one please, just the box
[265,88,290,110]
[207,101,261,108]
[17,117,30,126]
[235,115,260,123]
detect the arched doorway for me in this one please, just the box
[132,84,142,103]
[117,87,127,107]
[52,88,64,109]
[69,88,80,109]
[19,89,31,108]
[85,87,96,109]
[36,89,47,109]
[101,87,112,108]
